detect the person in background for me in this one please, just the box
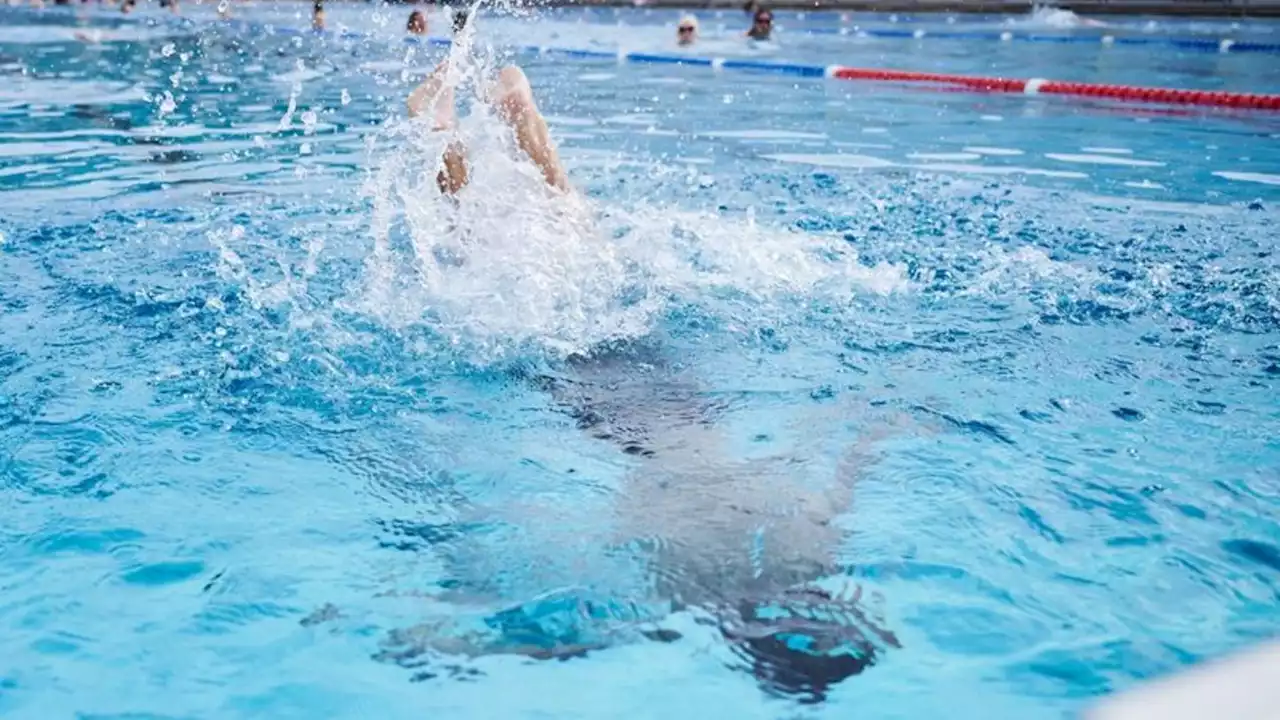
[407,9,428,36]
[676,14,697,46]
[120,0,135,14]
[746,7,773,40]
[312,1,325,32]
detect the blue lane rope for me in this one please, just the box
[795,25,1279,53]
[560,9,1280,55]
[223,17,839,79]
[221,17,1280,89]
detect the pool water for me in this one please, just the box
[1,3,1278,719]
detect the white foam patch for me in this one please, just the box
[1046,153,1164,168]
[1081,147,1133,155]
[205,74,239,85]
[834,141,893,150]
[981,115,1004,122]
[358,60,411,74]
[912,163,1089,180]
[701,130,828,141]
[544,115,599,127]
[907,152,982,162]
[639,77,687,85]
[274,67,329,84]
[0,79,146,109]
[1124,180,1166,190]
[602,113,659,126]
[577,73,616,82]
[1083,194,1230,216]
[963,146,1024,157]
[861,127,890,135]
[1212,171,1280,186]
[762,153,896,169]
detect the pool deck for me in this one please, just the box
[545,0,1280,17]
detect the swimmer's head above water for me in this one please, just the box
[407,10,427,36]
[747,7,773,40]
[676,15,698,46]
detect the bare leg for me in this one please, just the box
[407,62,469,195]
[489,66,570,192]
[407,63,568,195]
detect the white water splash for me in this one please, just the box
[333,35,906,364]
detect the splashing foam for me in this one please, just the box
[343,22,908,365]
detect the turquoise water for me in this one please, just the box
[1,4,1279,718]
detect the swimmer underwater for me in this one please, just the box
[393,22,901,703]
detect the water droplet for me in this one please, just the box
[161,43,175,57]
[340,88,351,106]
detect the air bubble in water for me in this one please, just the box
[161,43,176,57]
[301,109,318,134]
[158,92,176,117]
[340,88,351,106]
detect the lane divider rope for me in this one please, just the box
[565,9,1280,54]
[227,18,1280,111]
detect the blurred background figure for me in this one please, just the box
[452,8,469,34]
[120,0,135,14]
[747,7,773,40]
[407,9,428,36]
[312,1,325,31]
[676,14,697,46]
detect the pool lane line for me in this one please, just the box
[554,9,1280,54]
[825,67,1280,110]
[222,18,1280,111]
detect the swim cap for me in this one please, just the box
[678,14,698,30]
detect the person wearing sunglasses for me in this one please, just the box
[746,7,773,41]
[676,14,698,46]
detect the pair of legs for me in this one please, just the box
[407,62,569,195]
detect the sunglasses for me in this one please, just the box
[678,26,695,33]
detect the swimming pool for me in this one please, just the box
[1,3,1278,718]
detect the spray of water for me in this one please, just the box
[339,10,909,365]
